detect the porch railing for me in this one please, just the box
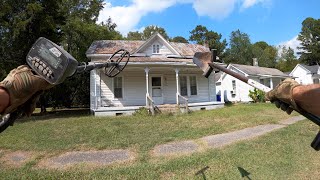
[178,94,189,113]
[146,94,155,115]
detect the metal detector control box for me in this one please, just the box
[26,37,78,85]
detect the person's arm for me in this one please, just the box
[0,65,53,116]
[293,84,320,117]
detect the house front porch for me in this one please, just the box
[90,65,224,116]
[92,101,224,116]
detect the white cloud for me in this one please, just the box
[278,36,302,56]
[98,0,272,35]
[241,0,272,9]
[193,0,237,20]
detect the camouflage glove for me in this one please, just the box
[265,78,301,114]
[0,65,53,115]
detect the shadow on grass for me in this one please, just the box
[17,108,91,123]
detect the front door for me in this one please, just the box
[151,76,163,105]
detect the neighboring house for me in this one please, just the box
[216,63,290,102]
[289,64,320,85]
[86,33,224,116]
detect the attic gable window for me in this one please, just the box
[153,44,160,53]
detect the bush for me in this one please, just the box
[249,88,266,103]
[133,107,150,116]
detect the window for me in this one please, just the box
[153,44,160,53]
[231,80,236,97]
[114,77,122,98]
[190,76,197,95]
[314,78,319,84]
[180,76,197,96]
[180,76,188,96]
[232,80,236,91]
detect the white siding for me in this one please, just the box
[291,65,313,85]
[143,40,175,56]
[100,70,146,106]
[218,73,286,103]
[93,67,216,108]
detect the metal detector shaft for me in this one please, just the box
[76,62,118,73]
[208,62,320,127]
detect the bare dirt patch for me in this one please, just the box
[0,150,38,168]
[38,149,136,170]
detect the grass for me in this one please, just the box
[1,103,319,179]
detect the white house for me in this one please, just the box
[216,63,290,102]
[289,64,320,85]
[86,33,224,116]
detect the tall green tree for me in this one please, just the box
[252,41,277,67]
[171,36,188,43]
[47,0,122,109]
[127,31,143,40]
[189,25,227,57]
[297,17,320,65]
[276,46,299,72]
[142,25,169,40]
[0,0,66,75]
[224,29,253,65]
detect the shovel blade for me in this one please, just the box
[193,51,216,78]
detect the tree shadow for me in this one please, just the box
[16,108,91,123]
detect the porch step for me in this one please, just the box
[156,104,179,113]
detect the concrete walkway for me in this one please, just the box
[0,116,305,169]
[152,116,305,156]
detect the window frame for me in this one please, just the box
[179,75,198,97]
[113,76,123,99]
[179,76,188,96]
[152,44,160,54]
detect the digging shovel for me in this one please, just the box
[193,50,320,150]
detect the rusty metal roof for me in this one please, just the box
[231,64,288,76]
[170,42,209,56]
[86,40,209,57]
[86,40,145,54]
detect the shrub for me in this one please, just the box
[249,88,266,103]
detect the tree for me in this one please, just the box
[276,46,299,72]
[171,36,188,43]
[189,25,227,57]
[224,30,253,65]
[0,0,66,72]
[297,17,320,65]
[127,31,143,40]
[252,41,277,68]
[48,0,122,109]
[142,25,169,40]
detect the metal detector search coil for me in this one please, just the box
[26,37,78,85]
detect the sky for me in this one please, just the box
[98,0,320,53]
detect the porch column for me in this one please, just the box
[145,67,150,106]
[175,68,180,104]
[270,78,274,89]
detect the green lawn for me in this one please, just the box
[1,103,319,179]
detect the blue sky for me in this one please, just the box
[99,0,320,52]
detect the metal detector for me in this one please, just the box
[193,49,320,151]
[0,37,130,133]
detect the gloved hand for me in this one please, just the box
[0,65,53,115]
[265,78,301,114]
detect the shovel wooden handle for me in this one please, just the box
[207,62,320,150]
